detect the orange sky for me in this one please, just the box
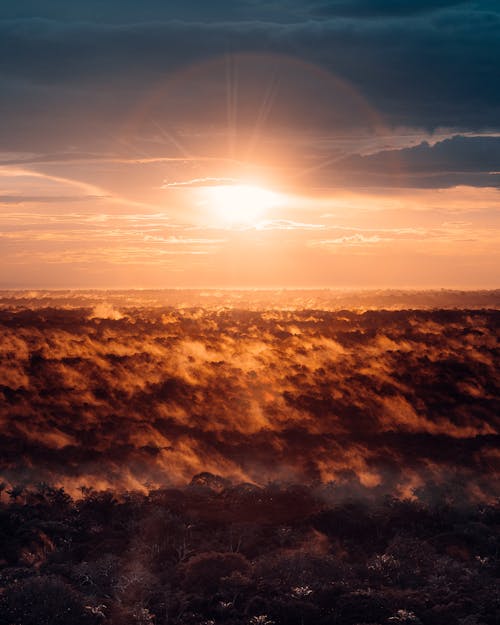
[1,54,499,288]
[1,161,499,288]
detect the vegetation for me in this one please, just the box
[0,475,498,625]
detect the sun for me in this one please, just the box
[201,184,284,226]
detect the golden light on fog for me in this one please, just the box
[202,184,284,225]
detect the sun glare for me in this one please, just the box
[202,184,284,225]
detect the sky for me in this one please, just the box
[0,0,499,288]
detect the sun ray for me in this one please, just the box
[226,54,239,159]
[246,69,281,159]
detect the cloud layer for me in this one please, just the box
[1,2,500,152]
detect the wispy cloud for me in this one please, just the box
[162,177,239,188]
[254,219,326,231]
[0,194,107,204]
[312,234,388,247]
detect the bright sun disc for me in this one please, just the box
[202,184,283,225]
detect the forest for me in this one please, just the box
[0,296,498,624]
[0,475,499,625]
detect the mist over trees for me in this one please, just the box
[0,303,498,497]
[0,294,498,623]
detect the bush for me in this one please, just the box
[0,575,99,625]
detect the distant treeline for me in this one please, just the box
[0,288,500,311]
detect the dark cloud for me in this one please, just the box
[0,1,300,24]
[310,0,470,17]
[360,135,500,173]
[0,1,484,23]
[317,135,500,188]
[0,6,499,154]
